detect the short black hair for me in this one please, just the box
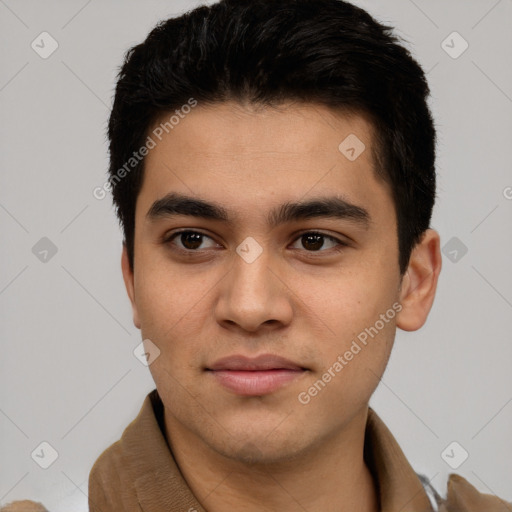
[107,0,436,274]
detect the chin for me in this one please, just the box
[204,422,315,467]
[215,439,307,466]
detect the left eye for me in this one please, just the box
[165,230,346,253]
[290,232,346,252]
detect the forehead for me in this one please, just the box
[137,101,393,228]
[148,101,376,163]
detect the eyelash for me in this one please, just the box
[163,230,349,256]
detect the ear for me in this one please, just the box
[121,244,141,329]
[396,229,442,332]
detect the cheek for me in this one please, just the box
[301,267,399,403]
[309,267,398,337]
[136,277,207,406]
[133,260,217,370]
[302,299,397,418]
[134,248,199,330]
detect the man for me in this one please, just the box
[82,0,510,511]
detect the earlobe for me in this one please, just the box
[121,245,141,329]
[396,229,442,332]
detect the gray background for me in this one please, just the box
[1,0,511,510]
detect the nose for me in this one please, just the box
[214,246,293,333]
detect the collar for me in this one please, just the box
[365,408,434,511]
[120,389,434,511]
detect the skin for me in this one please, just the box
[121,101,442,512]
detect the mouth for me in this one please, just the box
[206,354,308,396]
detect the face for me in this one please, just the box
[122,101,434,464]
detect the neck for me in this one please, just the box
[164,407,379,512]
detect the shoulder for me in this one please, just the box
[437,474,512,512]
[0,501,48,512]
[88,438,140,512]
[88,391,161,511]
[89,438,125,486]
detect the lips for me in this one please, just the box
[206,354,307,396]
[207,354,305,372]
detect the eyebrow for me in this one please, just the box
[146,192,371,229]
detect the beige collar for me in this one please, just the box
[121,390,436,511]
[364,408,434,511]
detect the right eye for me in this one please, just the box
[164,230,221,252]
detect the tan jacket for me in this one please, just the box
[4,389,509,512]
[88,389,511,512]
